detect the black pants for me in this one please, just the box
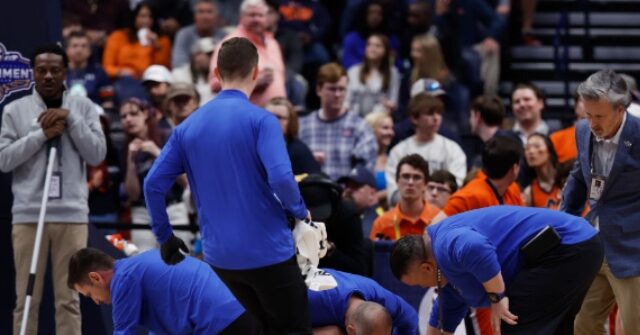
[219,311,259,335]
[502,234,604,335]
[212,257,312,335]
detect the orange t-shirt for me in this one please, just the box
[370,201,439,241]
[102,29,172,79]
[550,125,577,163]
[443,177,524,216]
[530,179,562,209]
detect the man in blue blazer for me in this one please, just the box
[561,69,640,334]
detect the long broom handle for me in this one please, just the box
[19,146,57,335]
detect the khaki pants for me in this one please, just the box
[473,43,500,95]
[574,260,640,335]
[13,223,88,335]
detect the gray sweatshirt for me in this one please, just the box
[0,90,106,224]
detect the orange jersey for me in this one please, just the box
[370,201,439,241]
[530,179,562,210]
[550,125,577,163]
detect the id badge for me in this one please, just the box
[589,176,605,201]
[48,172,62,199]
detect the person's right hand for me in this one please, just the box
[43,120,66,139]
[490,297,518,335]
[160,234,189,265]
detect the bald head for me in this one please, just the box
[346,301,392,335]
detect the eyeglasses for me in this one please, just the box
[426,184,451,194]
[399,173,424,182]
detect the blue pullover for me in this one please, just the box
[144,89,308,269]
[308,268,418,335]
[110,250,244,334]
[426,206,597,332]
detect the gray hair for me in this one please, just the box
[577,69,631,108]
[240,0,267,13]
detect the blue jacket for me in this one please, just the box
[427,206,597,332]
[561,115,640,278]
[144,89,307,269]
[110,250,244,335]
[308,269,418,335]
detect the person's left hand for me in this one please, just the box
[490,297,518,335]
[39,108,70,129]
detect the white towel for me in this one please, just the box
[292,219,337,291]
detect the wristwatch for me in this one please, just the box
[487,291,506,303]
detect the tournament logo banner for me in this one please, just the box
[0,42,34,104]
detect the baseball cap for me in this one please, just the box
[410,78,446,97]
[192,37,216,54]
[167,82,198,100]
[142,65,174,84]
[299,174,341,222]
[337,166,377,189]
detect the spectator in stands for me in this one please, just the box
[120,98,188,251]
[385,93,467,204]
[146,0,194,38]
[511,82,549,144]
[346,34,401,118]
[436,136,523,220]
[88,116,121,227]
[392,78,464,150]
[142,65,174,113]
[68,248,257,334]
[426,170,457,209]
[265,97,321,175]
[172,38,215,106]
[390,207,602,335]
[399,0,432,61]
[0,44,106,335]
[274,0,331,70]
[209,0,286,106]
[63,0,130,49]
[364,111,395,204]
[308,268,418,335]
[398,35,469,132]
[299,63,378,180]
[550,94,587,163]
[337,166,381,238]
[522,133,562,209]
[166,82,199,125]
[102,2,171,80]
[265,2,306,111]
[171,0,227,68]
[342,0,402,70]
[562,70,640,334]
[372,154,439,241]
[435,0,503,95]
[467,95,513,167]
[65,31,114,108]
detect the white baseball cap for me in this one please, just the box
[142,65,174,84]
